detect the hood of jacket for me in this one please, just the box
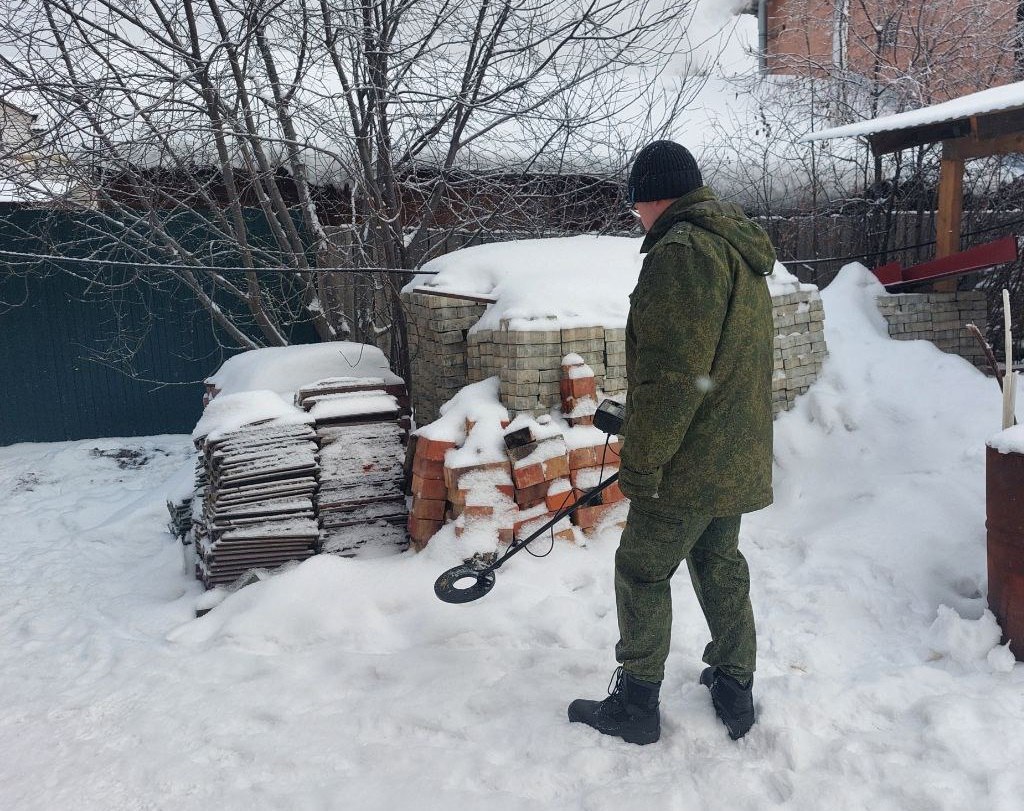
[639,186,774,276]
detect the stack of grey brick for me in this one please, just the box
[493,326,563,412]
[405,291,487,424]
[772,289,827,413]
[404,286,830,422]
[874,291,987,367]
[604,328,627,392]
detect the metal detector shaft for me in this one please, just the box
[478,472,620,576]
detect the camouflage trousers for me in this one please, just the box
[614,505,756,684]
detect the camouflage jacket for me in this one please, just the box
[619,186,775,517]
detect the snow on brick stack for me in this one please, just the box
[295,377,411,558]
[401,237,828,423]
[406,373,627,551]
[191,397,321,588]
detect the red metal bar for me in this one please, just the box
[899,235,1018,285]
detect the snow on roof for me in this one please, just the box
[802,80,1024,143]
[404,235,809,333]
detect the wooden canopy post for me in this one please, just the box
[933,148,965,292]
[936,147,964,259]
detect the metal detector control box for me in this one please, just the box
[593,399,625,435]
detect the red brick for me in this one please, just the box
[412,497,447,521]
[546,486,580,512]
[514,509,556,535]
[416,436,457,462]
[514,479,550,506]
[600,480,626,504]
[568,445,599,470]
[567,376,597,399]
[571,502,621,529]
[541,454,570,481]
[512,461,546,489]
[568,441,621,470]
[444,459,511,490]
[567,414,595,427]
[552,526,577,544]
[570,464,619,491]
[496,483,515,499]
[413,455,445,480]
[412,472,448,500]
[407,516,443,545]
[463,504,494,519]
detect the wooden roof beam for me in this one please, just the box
[944,130,1024,160]
[868,119,972,155]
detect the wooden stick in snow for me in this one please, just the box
[966,323,1003,390]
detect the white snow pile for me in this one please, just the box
[989,423,1024,454]
[3,264,1024,808]
[206,341,402,397]
[408,237,809,332]
[191,389,312,443]
[417,377,510,453]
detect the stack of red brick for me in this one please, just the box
[406,356,628,549]
[560,354,599,427]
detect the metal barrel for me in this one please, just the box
[986,445,1024,660]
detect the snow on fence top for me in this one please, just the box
[206,342,403,398]
[802,80,1024,142]
[406,235,810,332]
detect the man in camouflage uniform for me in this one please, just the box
[568,141,775,745]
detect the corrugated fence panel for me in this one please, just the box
[0,267,225,444]
[0,210,234,445]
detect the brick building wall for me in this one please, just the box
[764,0,1019,100]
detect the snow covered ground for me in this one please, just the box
[3,267,1024,810]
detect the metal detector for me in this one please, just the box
[434,399,625,605]
[433,472,620,603]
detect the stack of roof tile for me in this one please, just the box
[296,377,410,558]
[193,422,320,588]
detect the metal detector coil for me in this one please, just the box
[434,564,497,604]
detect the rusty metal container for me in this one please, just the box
[986,444,1024,660]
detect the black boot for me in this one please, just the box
[568,667,661,745]
[700,666,755,740]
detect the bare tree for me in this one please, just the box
[0,0,697,377]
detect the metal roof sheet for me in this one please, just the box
[801,80,1024,142]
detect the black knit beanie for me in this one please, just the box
[627,140,703,204]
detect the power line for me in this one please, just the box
[0,247,440,275]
